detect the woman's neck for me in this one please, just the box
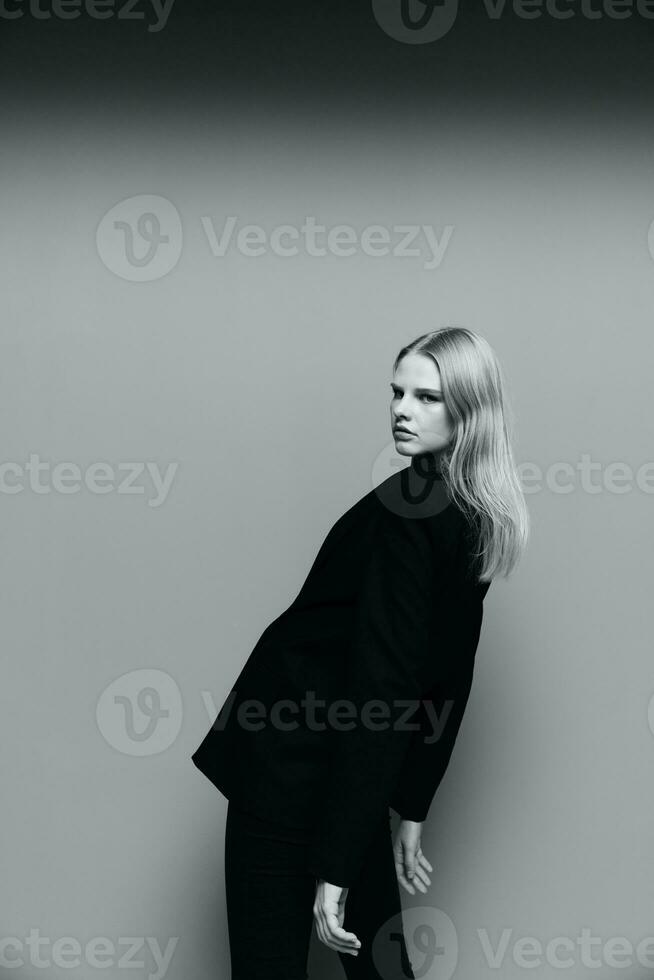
[409,452,444,481]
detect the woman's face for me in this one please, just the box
[390,353,454,458]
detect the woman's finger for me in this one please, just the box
[315,915,351,953]
[403,852,429,891]
[394,855,416,895]
[410,864,430,892]
[313,905,346,952]
[398,874,416,896]
[413,855,431,888]
[403,845,418,882]
[325,911,360,949]
[418,851,433,874]
[396,862,417,896]
[314,907,360,955]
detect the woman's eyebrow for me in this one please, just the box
[390,383,443,395]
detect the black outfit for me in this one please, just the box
[191,454,491,974]
[225,801,415,980]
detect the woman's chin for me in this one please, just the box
[393,441,418,457]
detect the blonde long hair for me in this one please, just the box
[394,327,529,582]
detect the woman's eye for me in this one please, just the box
[390,389,440,402]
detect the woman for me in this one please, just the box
[191,327,529,980]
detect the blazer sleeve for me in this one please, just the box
[305,504,466,888]
[387,655,475,822]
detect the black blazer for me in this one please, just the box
[191,456,491,888]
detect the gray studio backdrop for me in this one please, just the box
[2,112,653,980]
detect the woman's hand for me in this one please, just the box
[393,819,433,895]
[313,880,361,956]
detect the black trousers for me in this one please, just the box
[225,800,416,980]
